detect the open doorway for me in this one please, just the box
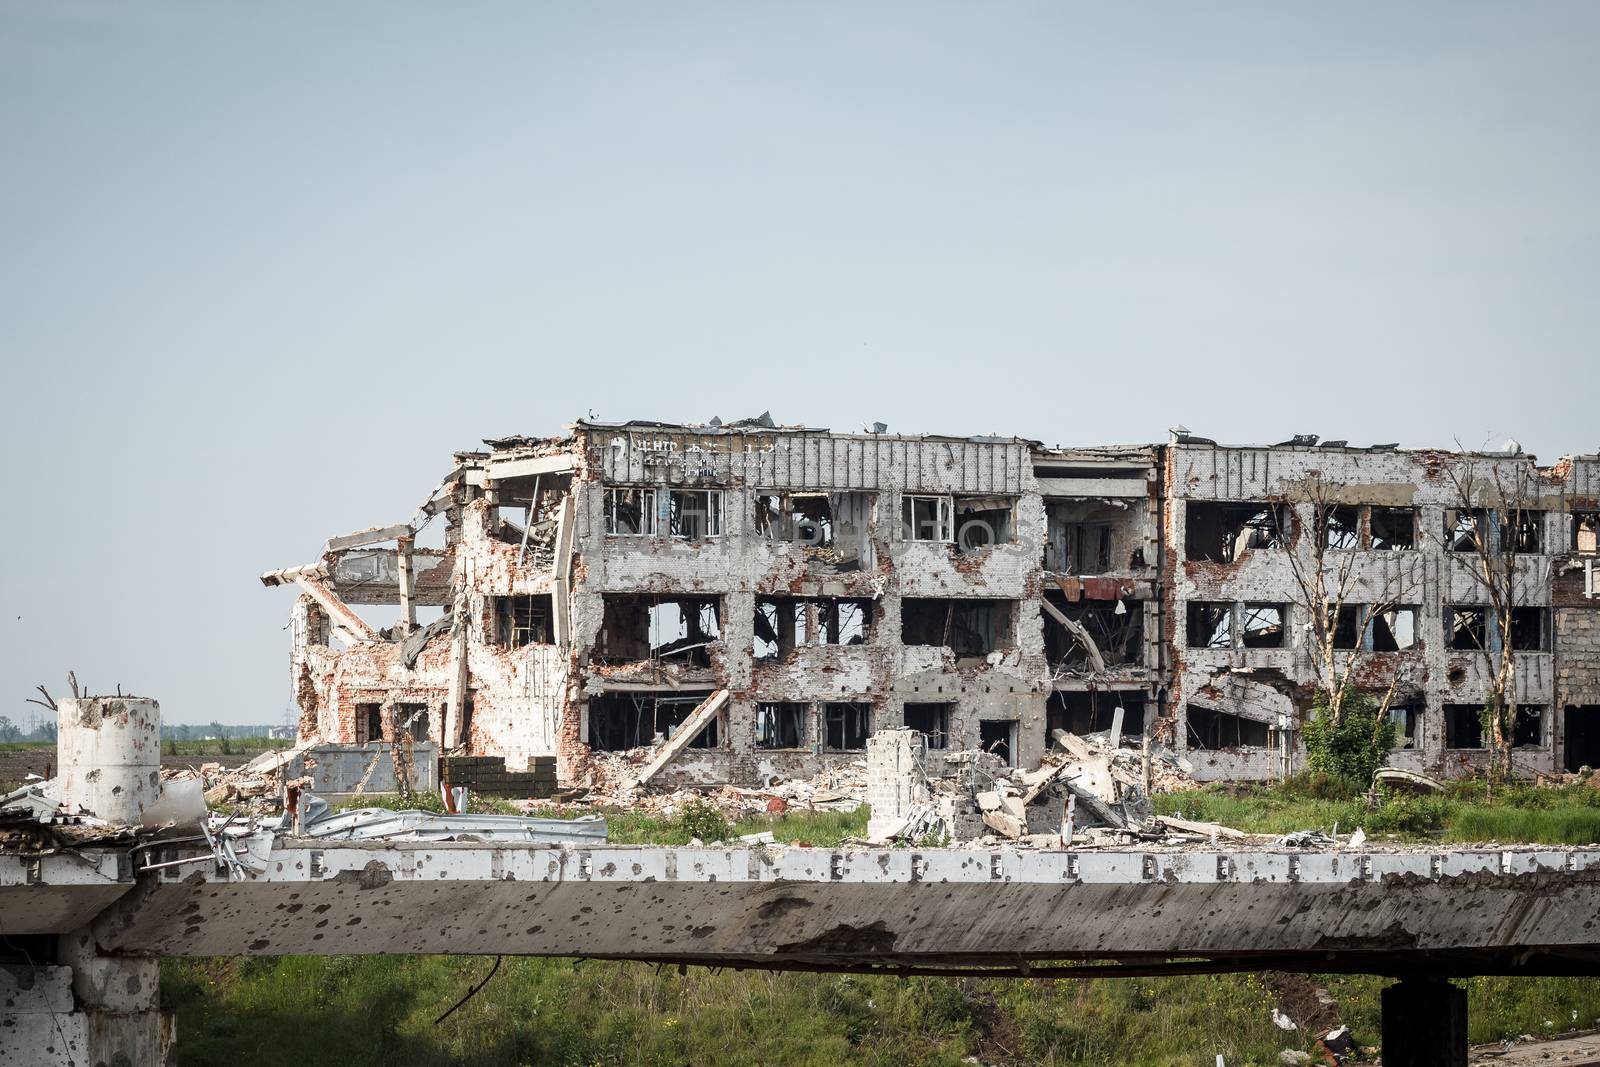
[1564,706,1600,772]
[979,720,1017,767]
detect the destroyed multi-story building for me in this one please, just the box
[263,417,1600,788]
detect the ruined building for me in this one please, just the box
[262,418,1600,788]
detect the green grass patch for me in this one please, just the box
[160,955,1600,1066]
[1155,776,1600,845]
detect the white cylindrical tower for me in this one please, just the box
[56,696,161,825]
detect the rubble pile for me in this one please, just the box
[546,756,869,820]
[868,727,1234,850]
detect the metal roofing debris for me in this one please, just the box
[284,794,608,844]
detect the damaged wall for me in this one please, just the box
[266,420,1598,789]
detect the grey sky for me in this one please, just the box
[2,2,1596,725]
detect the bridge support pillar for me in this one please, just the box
[1382,977,1467,1066]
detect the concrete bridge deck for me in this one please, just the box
[6,841,1597,977]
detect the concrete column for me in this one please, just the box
[58,928,172,1065]
[57,697,161,824]
[1382,977,1467,1067]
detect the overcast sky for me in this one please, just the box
[2,2,1595,725]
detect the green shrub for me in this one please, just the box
[1303,689,1396,787]
[677,799,732,843]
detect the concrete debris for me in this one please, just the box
[867,727,1232,847]
[280,793,608,844]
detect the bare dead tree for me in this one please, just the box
[1275,475,1418,727]
[1431,448,1546,784]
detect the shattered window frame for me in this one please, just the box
[1370,606,1420,651]
[754,702,809,750]
[1184,501,1290,563]
[668,489,723,539]
[1513,704,1546,748]
[953,495,1016,553]
[1443,704,1484,749]
[1447,606,1488,651]
[1501,510,1543,554]
[903,702,951,750]
[604,487,658,536]
[1185,704,1270,749]
[1444,509,1487,553]
[1508,606,1548,652]
[823,702,871,751]
[978,719,1017,766]
[494,594,555,649]
[1575,512,1600,554]
[1369,507,1416,550]
[1185,602,1234,649]
[901,494,953,542]
[1386,701,1422,748]
[1321,506,1362,551]
[1238,603,1286,648]
[753,491,834,547]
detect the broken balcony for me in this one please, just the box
[595,595,722,669]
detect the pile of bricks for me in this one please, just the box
[439,755,556,799]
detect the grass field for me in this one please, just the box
[160,955,1600,1067]
[1155,776,1600,845]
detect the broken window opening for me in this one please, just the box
[1321,506,1362,551]
[1046,692,1145,740]
[597,595,722,666]
[903,702,951,750]
[669,489,723,539]
[1513,705,1545,748]
[1502,511,1543,554]
[824,702,871,751]
[754,493,834,547]
[1184,502,1289,563]
[1509,606,1548,652]
[901,598,1015,658]
[605,487,658,536]
[753,597,872,659]
[1387,701,1422,748]
[395,703,429,743]
[1575,513,1600,554]
[1444,704,1484,749]
[817,599,872,645]
[978,720,1017,766]
[954,496,1014,553]
[1370,606,1419,651]
[1239,604,1285,648]
[1186,705,1269,748]
[355,703,383,744]
[1448,606,1488,652]
[1185,602,1233,649]
[1043,595,1143,669]
[1370,507,1416,550]
[490,474,570,548]
[1043,499,1141,573]
[901,494,953,542]
[753,598,807,660]
[1331,605,1364,650]
[492,594,554,649]
[754,702,808,749]
[589,691,720,752]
